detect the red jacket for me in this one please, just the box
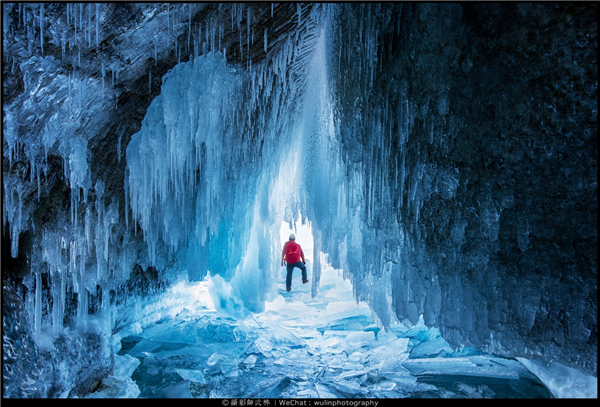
[282,240,305,264]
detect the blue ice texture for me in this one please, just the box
[2,3,595,399]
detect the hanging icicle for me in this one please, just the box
[39,3,44,55]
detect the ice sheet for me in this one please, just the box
[109,265,557,398]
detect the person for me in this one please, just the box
[281,234,308,292]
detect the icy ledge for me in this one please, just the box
[517,357,598,399]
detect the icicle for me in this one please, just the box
[77,285,88,329]
[247,8,251,56]
[219,22,222,51]
[52,270,65,336]
[117,127,122,162]
[39,3,44,55]
[154,38,158,65]
[88,3,92,49]
[429,121,434,144]
[30,153,35,183]
[187,4,191,51]
[125,174,129,228]
[26,17,33,55]
[101,61,105,95]
[96,204,103,281]
[78,75,83,112]
[14,183,24,257]
[95,3,100,48]
[102,286,111,330]
[209,21,216,53]
[238,9,243,60]
[61,28,67,59]
[2,5,9,38]
[85,207,92,254]
[264,29,268,53]
[70,240,76,285]
[37,168,41,202]
[148,68,152,95]
[34,270,42,339]
[205,21,209,52]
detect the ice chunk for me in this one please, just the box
[456,382,482,398]
[113,354,140,378]
[205,352,239,377]
[244,375,289,398]
[242,354,258,369]
[321,300,373,323]
[162,381,192,398]
[322,329,373,343]
[369,338,411,371]
[341,330,376,343]
[328,377,366,396]
[369,379,397,392]
[517,357,598,398]
[404,355,520,379]
[338,362,382,380]
[409,336,454,358]
[253,325,306,357]
[315,383,339,398]
[126,339,163,357]
[207,274,250,319]
[88,375,141,398]
[176,369,207,384]
[233,315,262,341]
[88,354,141,398]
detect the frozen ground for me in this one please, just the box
[87,260,596,399]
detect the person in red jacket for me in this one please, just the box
[281,234,308,292]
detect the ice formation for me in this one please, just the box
[2,2,597,398]
[124,9,338,317]
[101,259,558,398]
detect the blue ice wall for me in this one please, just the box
[324,2,597,373]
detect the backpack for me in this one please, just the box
[285,241,301,263]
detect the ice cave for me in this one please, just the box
[2,2,597,399]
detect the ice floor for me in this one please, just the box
[95,264,562,399]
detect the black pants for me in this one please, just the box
[286,262,307,291]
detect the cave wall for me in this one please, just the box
[2,3,313,396]
[3,1,311,316]
[1,3,597,395]
[328,3,597,374]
